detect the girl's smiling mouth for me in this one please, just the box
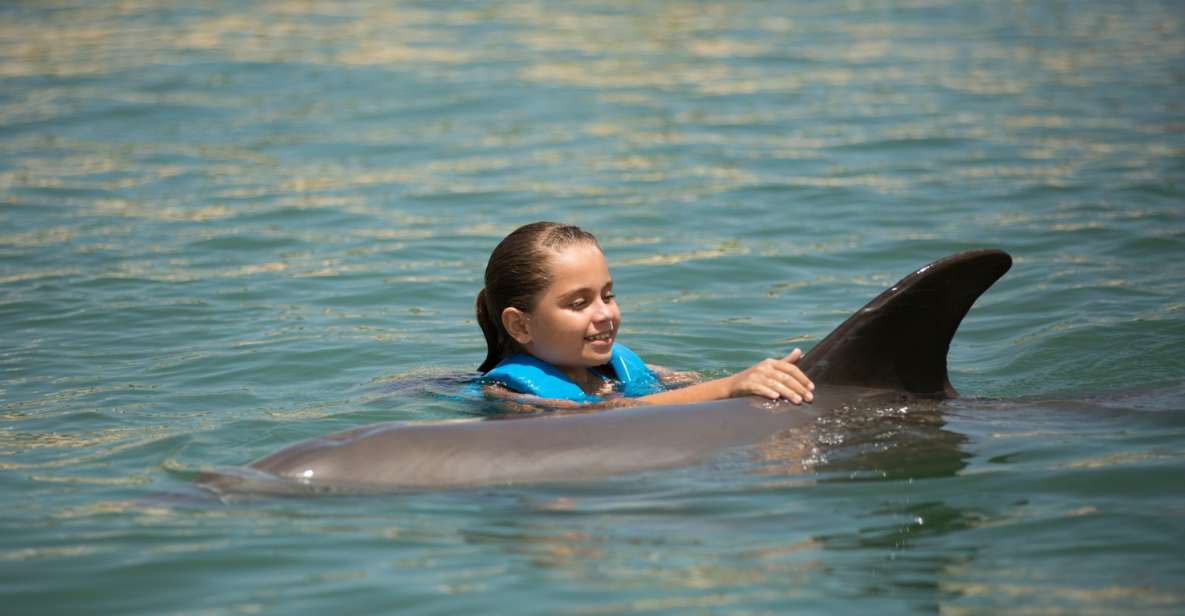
[585,331,614,343]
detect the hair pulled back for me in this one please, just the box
[476,221,600,372]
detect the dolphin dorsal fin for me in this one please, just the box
[797,249,1012,398]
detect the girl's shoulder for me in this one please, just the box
[482,344,661,401]
[606,344,662,397]
[483,353,592,401]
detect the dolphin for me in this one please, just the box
[199,249,1012,494]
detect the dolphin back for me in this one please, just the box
[797,249,1012,397]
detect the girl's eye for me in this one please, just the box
[569,298,587,309]
[603,292,616,302]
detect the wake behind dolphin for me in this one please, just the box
[199,249,1012,494]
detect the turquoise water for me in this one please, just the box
[2,0,1184,613]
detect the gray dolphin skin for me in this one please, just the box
[202,249,1012,493]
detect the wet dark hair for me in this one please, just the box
[476,221,600,372]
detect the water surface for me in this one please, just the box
[2,1,1183,614]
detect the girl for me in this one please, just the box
[475,222,814,407]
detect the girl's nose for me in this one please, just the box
[591,298,615,322]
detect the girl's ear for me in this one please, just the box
[501,307,532,345]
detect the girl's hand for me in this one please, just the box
[726,348,815,403]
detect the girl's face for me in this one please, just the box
[519,242,621,370]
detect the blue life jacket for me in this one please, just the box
[482,343,662,402]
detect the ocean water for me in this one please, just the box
[2,0,1183,613]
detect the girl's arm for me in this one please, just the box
[648,365,700,387]
[639,348,814,406]
[481,349,814,411]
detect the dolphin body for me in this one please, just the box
[201,249,1012,493]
